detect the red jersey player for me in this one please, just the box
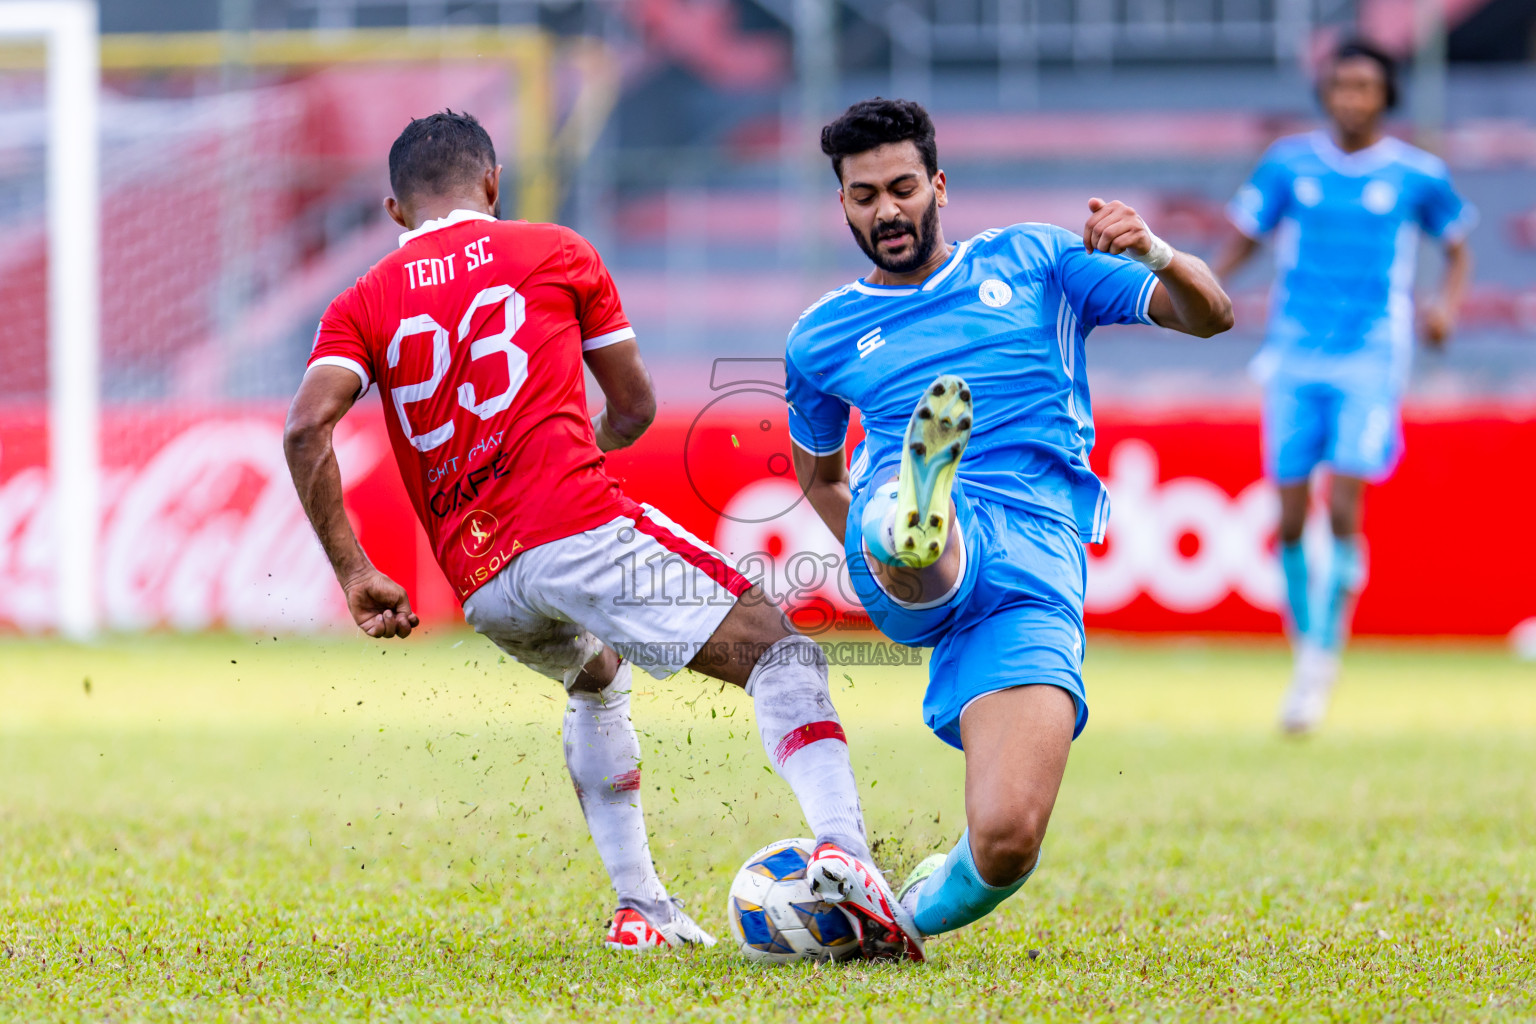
[283,112,922,959]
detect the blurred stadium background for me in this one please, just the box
[1,0,1533,643]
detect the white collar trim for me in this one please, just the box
[850,279,916,296]
[851,239,973,297]
[1310,130,1398,176]
[398,208,498,247]
[920,239,972,291]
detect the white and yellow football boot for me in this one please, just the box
[890,375,972,568]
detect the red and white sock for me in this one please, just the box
[563,662,671,923]
[745,635,871,863]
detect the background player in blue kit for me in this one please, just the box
[1215,41,1475,734]
[788,98,1232,945]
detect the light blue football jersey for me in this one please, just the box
[1228,131,1474,388]
[785,223,1157,544]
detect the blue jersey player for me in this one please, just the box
[787,99,1233,953]
[1215,40,1474,733]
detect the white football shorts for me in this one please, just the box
[461,503,753,689]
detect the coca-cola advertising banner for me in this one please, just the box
[1,400,1532,637]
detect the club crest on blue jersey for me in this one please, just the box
[978,279,1012,307]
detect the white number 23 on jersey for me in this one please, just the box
[385,285,528,453]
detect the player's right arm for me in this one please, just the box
[794,447,852,546]
[285,297,418,640]
[1214,143,1293,280]
[786,344,853,543]
[1082,199,1233,337]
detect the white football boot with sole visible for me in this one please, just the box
[806,843,925,961]
[1278,643,1341,735]
[604,903,717,951]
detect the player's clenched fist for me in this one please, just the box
[1083,198,1154,258]
[343,568,420,638]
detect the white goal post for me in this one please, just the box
[0,1,100,639]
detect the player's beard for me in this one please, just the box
[853,194,941,275]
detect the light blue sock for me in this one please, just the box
[1318,534,1364,653]
[1279,540,1310,642]
[912,829,1035,936]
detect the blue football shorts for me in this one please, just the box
[1264,377,1403,485]
[845,480,1088,751]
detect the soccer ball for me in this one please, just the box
[726,837,861,963]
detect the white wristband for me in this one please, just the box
[1129,233,1174,272]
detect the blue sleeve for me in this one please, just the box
[1415,165,1476,243]
[1053,228,1158,330]
[1227,146,1291,239]
[786,344,850,456]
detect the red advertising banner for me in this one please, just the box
[1082,409,1536,636]
[1,402,1531,637]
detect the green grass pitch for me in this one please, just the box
[1,631,1532,1022]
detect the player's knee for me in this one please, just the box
[968,807,1047,886]
[740,631,825,691]
[569,646,621,693]
[712,589,798,681]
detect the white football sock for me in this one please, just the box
[562,662,671,923]
[745,635,871,862]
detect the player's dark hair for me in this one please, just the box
[820,98,938,182]
[1329,38,1399,110]
[388,110,497,202]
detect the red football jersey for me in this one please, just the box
[310,211,639,602]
